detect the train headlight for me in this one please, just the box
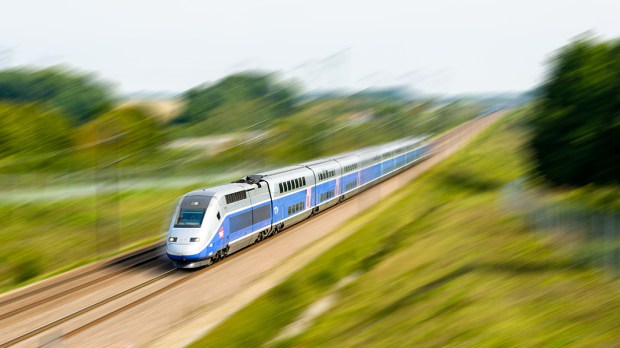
[190,237,200,242]
[168,237,178,242]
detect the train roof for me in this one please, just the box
[246,136,430,182]
[252,165,307,177]
[186,182,254,197]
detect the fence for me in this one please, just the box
[502,180,620,278]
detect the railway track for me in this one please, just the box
[0,238,261,347]
[0,243,165,317]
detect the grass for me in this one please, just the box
[0,180,217,292]
[191,111,620,347]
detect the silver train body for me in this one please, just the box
[166,137,432,268]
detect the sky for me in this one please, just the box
[1,0,619,95]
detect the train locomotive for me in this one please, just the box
[166,137,432,268]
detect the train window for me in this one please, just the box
[175,209,206,228]
[295,179,299,188]
[279,183,283,193]
[288,206,291,215]
[287,181,292,191]
[217,211,221,220]
[302,177,306,185]
[230,210,253,232]
[253,204,271,222]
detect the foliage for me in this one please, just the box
[530,34,620,185]
[193,114,620,347]
[0,67,115,124]
[174,72,298,132]
[75,106,164,164]
[0,102,73,169]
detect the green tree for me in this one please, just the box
[176,72,297,129]
[76,106,163,163]
[0,102,73,156]
[0,67,114,124]
[531,35,620,185]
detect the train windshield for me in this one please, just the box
[174,195,212,228]
[175,209,206,228]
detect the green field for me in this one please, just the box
[0,178,226,291]
[192,112,620,347]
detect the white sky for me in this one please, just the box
[1,0,619,95]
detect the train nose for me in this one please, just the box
[166,243,200,256]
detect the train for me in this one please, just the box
[166,136,433,268]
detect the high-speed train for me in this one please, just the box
[166,137,432,268]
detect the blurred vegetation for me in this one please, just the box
[194,112,620,347]
[530,34,620,186]
[0,66,489,289]
[172,72,297,134]
[75,106,164,165]
[0,102,73,161]
[0,68,484,176]
[0,66,114,124]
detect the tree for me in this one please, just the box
[0,67,115,124]
[76,106,163,163]
[530,35,620,185]
[175,72,297,129]
[0,102,72,155]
